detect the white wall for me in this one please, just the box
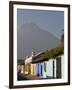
[0,0,72,90]
[61,55,64,79]
[43,58,61,78]
[43,55,64,78]
[46,59,53,77]
[25,57,32,64]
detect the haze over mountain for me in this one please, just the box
[17,23,60,60]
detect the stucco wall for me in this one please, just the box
[43,54,64,79]
[43,60,53,78]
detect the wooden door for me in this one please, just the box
[56,57,61,78]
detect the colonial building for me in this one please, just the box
[24,51,36,75]
[32,44,64,79]
[17,32,64,80]
[18,43,64,80]
[17,59,25,74]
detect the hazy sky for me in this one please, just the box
[17,9,64,59]
[17,9,64,39]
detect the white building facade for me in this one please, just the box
[42,54,64,79]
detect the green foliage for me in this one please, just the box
[33,44,64,62]
[49,44,64,58]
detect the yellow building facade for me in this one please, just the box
[31,63,36,75]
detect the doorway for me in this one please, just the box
[56,57,61,78]
[41,65,43,76]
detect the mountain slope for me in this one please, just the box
[17,23,60,59]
